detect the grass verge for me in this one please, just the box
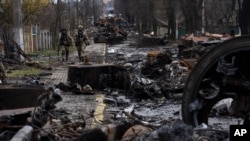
[5,66,41,78]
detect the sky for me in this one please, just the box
[54,0,109,3]
[103,0,109,4]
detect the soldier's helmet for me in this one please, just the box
[78,25,83,31]
[61,28,67,35]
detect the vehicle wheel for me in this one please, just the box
[182,36,250,126]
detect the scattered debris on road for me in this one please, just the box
[1,31,247,141]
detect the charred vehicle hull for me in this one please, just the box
[182,36,250,126]
[94,33,125,43]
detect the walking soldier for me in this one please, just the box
[58,28,73,61]
[75,25,89,61]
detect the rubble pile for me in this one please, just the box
[103,44,193,99]
[3,88,228,141]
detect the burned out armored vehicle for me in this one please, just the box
[94,17,128,43]
[182,36,250,126]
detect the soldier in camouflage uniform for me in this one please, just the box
[75,25,89,61]
[58,28,73,61]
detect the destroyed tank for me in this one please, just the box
[182,35,250,126]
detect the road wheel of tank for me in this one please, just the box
[182,36,250,126]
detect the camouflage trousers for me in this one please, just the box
[76,42,87,61]
[60,45,70,61]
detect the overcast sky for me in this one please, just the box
[103,0,109,4]
[54,0,108,3]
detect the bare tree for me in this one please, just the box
[239,0,250,35]
[167,0,177,39]
[179,0,203,34]
[126,0,155,34]
[75,0,103,28]
[204,0,234,33]
[114,0,181,37]
[53,0,63,48]
[114,0,134,25]
[12,0,24,52]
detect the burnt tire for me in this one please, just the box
[182,35,250,126]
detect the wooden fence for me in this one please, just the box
[23,25,52,53]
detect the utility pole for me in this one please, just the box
[13,0,24,52]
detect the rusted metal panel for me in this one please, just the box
[67,63,122,89]
[0,84,45,110]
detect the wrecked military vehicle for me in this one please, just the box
[182,35,250,127]
[94,17,128,43]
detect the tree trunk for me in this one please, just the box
[180,0,202,34]
[52,0,62,49]
[168,1,176,39]
[12,0,24,54]
[239,0,250,35]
